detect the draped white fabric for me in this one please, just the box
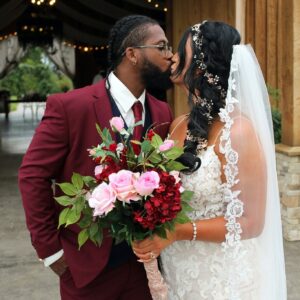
[44,38,75,79]
[219,45,287,299]
[0,36,25,79]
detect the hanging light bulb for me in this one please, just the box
[29,0,57,6]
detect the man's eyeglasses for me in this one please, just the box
[121,44,172,57]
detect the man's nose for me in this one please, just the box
[166,50,174,60]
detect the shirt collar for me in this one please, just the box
[107,72,146,114]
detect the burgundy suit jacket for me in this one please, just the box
[18,80,173,288]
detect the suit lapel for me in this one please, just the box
[92,80,117,141]
[146,93,165,137]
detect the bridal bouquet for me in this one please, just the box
[55,117,193,300]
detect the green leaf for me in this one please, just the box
[57,182,77,196]
[165,160,188,171]
[95,124,106,142]
[158,164,166,171]
[155,226,168,239]
[133,231,150,241]
[71,173,84,190]
[58,207,70,228]
[181,203,193,213]
[91,229,103,246]
[96,124,112,146]
[141,140,152,153]
[78,228,89,249]
[148,152,162,164]
[89,222,99,238]
[83,176,96,186]
[78,213,92,228]
[164,221,175,231]
[163,147,184,160]
[75,196,85,215]
[65,208,81,226]
[175,212,190,224]
[54,195,73,206]
[151,133,163,148]
[144,162,155,168]
[181,190,194,201]
[102,128,113,145]
[95,148,106,158]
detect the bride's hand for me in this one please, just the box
[132,230,177,262]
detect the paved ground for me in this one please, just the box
[0,105,299,299]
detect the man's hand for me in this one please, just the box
[49,255,68,276]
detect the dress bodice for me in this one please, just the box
[160,146,258,300]
[181,145,225,220]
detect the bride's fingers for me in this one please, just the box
[134,250,159,262]
[133,238,153,248]
[132,243,158,253]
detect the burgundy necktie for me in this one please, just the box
[132,101,143,141]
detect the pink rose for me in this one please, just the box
[94,165,104,176]
[159,139,175,152]
[109,170,140,202]
[134,171,160,196]
[88,148,96,156]
[110,117,124,133]
[88,182,116,216]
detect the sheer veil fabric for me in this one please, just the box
[219,44,287,299]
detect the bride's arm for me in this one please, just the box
[168,114,188,145]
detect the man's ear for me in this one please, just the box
[124,47,138,66]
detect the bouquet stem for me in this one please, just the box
[143,259,168,300]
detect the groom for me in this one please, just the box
[19,15,173,299]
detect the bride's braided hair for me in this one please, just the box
[175,21,240,172]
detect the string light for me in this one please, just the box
[0,31,106,52]
[144,0,167,12]
[0,31,18,41]
[62,41,108,52]
[30,0,57,6]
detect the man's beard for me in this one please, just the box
[140,59,173,90]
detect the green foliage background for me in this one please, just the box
[267,85,282,144]
[0,47,73,98]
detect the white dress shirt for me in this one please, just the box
[107,71,146,127]
[43,72,146,267]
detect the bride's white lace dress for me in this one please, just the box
[160,145,260,300]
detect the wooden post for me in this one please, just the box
[276,0,300,241]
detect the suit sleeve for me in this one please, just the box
[18,94,69,259]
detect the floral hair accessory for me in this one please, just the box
[191,21,207,71]
[186,129,208,153]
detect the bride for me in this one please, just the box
[133,21,287,299]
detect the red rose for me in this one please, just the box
[147,129,155,141]
[109,143,118,152]
[133,172,183,230]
